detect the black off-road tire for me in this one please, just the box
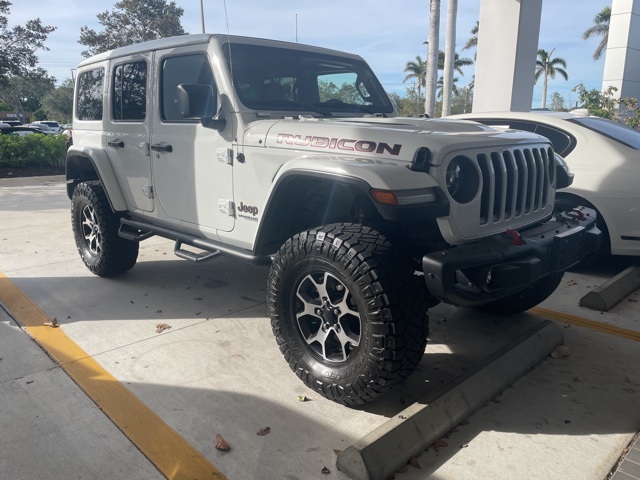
[267,223,429,406]
[71,181,138,276]
[474,272,564,315]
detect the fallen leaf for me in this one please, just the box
[321,466,330,474]
[409,456,421,468]
[333,449,342,455]
[215,434,230,451]
[44,317,59,328]
[399,414,407,420]
[550,345,570,359]
[297,395,309,402]
[432,438,448,450]
[156,323,172,334]
[257,426,271,436]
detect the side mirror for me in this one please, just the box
[177,84,226,130]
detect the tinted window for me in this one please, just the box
[224,42,394,114]
[112,61,147,121]
[161,54,214,122]
[76,68,104,121]
[569,117,640,150]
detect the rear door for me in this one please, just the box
[105,54,153,212]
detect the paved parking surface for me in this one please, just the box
[1,177,639,480]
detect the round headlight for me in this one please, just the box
[445,155,479,204]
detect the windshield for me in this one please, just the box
[568,116,640,150]
[223,42,394,115]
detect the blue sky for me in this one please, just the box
[9,0,609,109]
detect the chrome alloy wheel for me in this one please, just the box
[80,204,102,255]
[294,271,361,363]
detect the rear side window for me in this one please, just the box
[569,117,640,150]
[112,61,147,121]
[161,54,214,122]
[76,68,105,121]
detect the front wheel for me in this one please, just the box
[474,272,563,315]
[267,223,429,406]
[71,181,138,276]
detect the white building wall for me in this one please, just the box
[472,0,543,113]
[602,0,640,101]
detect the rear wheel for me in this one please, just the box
[267,223,429,406]
[71,181,138,276]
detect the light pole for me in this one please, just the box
[200,0,205,33]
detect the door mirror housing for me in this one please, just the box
[177,84,226,130]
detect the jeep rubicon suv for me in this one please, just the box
[67,34,599,405]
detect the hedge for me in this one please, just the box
[0,134,67,168]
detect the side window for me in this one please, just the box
[112,61,147,121]
[76,68,105,121]
[161,54,214,122]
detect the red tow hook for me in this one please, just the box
[571,208,586,221]
[506,229,525,246]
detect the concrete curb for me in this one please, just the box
[579,265,640,312]
[336,319,564,480]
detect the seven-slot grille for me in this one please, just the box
[477,146,555,225]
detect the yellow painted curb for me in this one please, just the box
[0,273,225,480]
[530,306,640,342]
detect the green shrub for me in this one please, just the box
[0,134,67,168]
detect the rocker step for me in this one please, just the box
[174,240,220,263]
[118,223,154,242]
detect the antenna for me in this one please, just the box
[200,0,205,33]
[296,14,298,43]
[223,0,233,85]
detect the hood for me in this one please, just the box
[242,116,550,166]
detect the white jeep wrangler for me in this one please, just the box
[67,34,599,405]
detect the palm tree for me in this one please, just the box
[534,48,569,108]
[463,21,479,53]
[437,51,473,76]
[403,56,426,98]
[582,6,610,60]
[436,76,459,99]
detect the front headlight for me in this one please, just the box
[445,155,479,203]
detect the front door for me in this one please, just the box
[150,46,234,232]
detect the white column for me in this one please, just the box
[472,0,543,112]
[442,0,458,117]
[602,0,640,101]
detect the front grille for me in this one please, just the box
[477,146,555,225]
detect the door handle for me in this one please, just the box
[150,142,173,153]
[108,139,124,148]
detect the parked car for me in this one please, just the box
[31,120,61,134]
[450,110,640,262]
[27,123,55,134]
[1,119,22,126]
[0,123,47,136]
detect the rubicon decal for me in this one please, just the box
[276,134,402,156]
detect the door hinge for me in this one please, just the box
[218,199,235,217]
[217,147,233,165]
[142,185,154,199]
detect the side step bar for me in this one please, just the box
[174,241,220,263]
[119,217,272,265]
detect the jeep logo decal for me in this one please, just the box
[276,134,402,156]
[238,202,259,216]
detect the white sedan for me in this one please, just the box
[450,110,640,262]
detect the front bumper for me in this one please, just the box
[422,207,601,307]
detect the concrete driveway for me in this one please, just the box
[1,176,638,480]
